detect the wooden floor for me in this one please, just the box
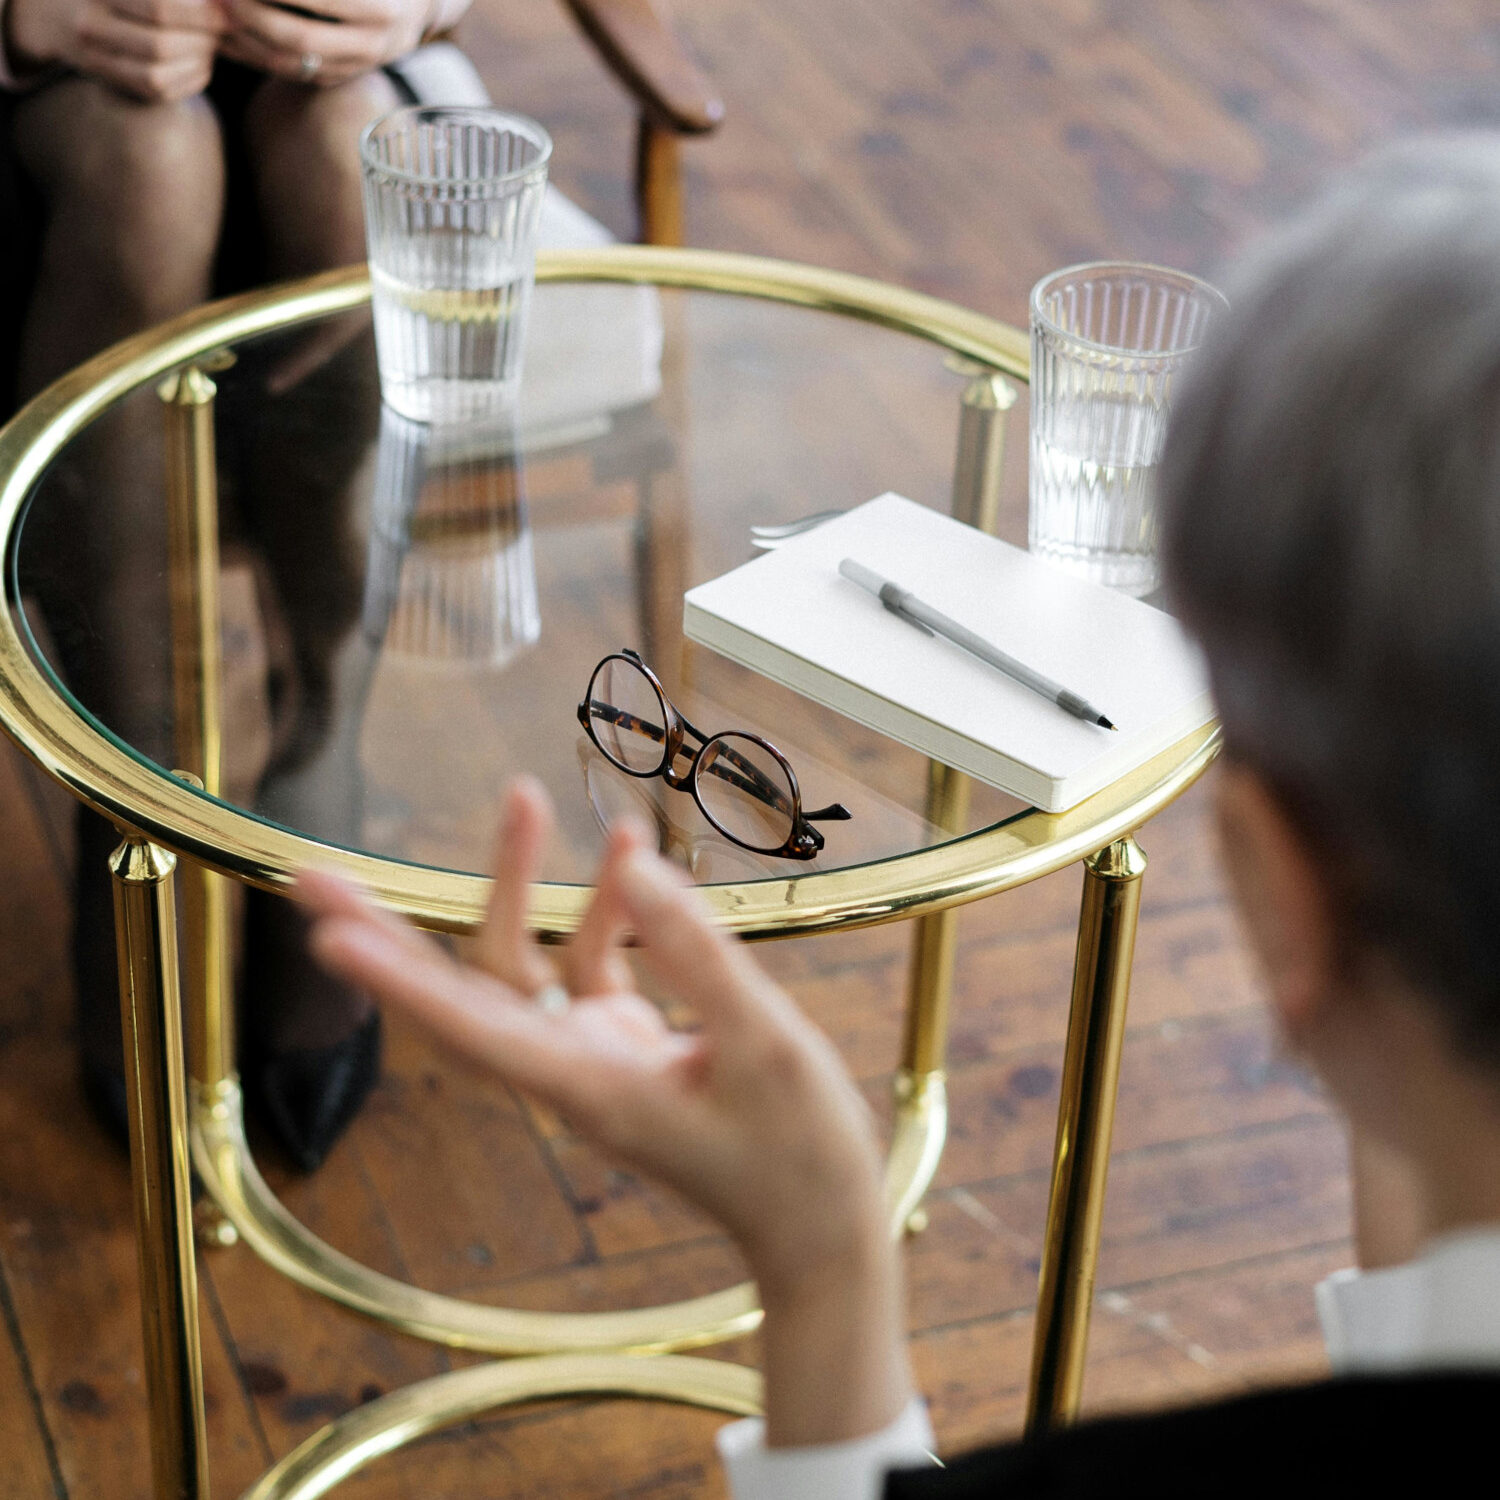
[6,3,1500,1496]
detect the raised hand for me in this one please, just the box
[217,0,438,86]
[6,0,225,101]
[300,777,887,1284]
[298,777,915,1445]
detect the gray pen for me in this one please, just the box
[838,558,1118,730]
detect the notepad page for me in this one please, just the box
[683,493,1214,810]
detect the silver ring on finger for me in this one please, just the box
[299,51,323,83]
[533,982,572,1017]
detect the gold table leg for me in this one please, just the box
[894,362,1021,1222]
[900,758,971,1081]
[161,366,233,1096]
[161,367,238,1253]
[946,359,1019,538]
[636,119,684,248]
[112,834,211,1500]
[1025,836,1148,1436]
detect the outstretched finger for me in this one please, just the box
[565,816,651,996]
[310,911,581,1104]
[474,778,556,993]
[615,848,781,1035]
[296,868,434,963]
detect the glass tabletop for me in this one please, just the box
[12,266,1043,889]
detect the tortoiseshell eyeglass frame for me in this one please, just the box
[576,649,852,859]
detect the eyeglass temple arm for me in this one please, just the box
[600,699,792,810]
[803,803,852,821]
[579,699,668,744]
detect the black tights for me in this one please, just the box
[13,68,400,1072]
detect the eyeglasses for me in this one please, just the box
[577,649,851,859]
[578,741,783,881]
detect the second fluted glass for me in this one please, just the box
[1029,261,1225,596]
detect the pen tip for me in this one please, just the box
[1098,716,1117,731]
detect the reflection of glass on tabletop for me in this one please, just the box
[578,739,789,882]
[362,404,541,667]
[578,714,958,881]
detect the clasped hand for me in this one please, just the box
[218,0,432,89]
[5,0,437,102]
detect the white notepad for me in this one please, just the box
[683,493,1215,812]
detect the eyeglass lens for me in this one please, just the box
[696,732,797,852]
[586,657,669,774]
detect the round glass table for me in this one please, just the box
[0,247,1217,1500]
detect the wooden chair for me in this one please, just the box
[558,0,726,245]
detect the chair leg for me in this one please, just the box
[635,116,684,247]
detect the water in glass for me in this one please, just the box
[361,108,550,423]
[1029,263,1225,596]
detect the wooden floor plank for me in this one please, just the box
[0,1262,63,1500]
[926,1004,1326,1188]
[902,1117,1350,1332]
[200,1139,454,1461]
[909,1241,1344,1455]
[7,3,1497,1495]
[339,1013,590,1294]
[0,739,268,1500]
[331,1397,737,1500]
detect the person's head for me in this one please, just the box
[1158,135,1500,1145]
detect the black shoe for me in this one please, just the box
[79,1046,130,1148]
[72,810,382,1172]
[73,810,129,1150]
[241,890,382,1172]
[247,1010,382,1173]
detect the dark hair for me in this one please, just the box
[1158,136,1500,1056]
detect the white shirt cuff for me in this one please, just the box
[1318,1265,1392,1373]
[717,1397,937,1500]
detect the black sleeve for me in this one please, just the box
[883,1372,1500,1499]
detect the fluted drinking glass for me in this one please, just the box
[360,107,551,423]
[1029,261,1225,596]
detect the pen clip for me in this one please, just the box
[878,582,934,637]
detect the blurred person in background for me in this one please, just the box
[300,134,1500,1493]
[1,0,475,394]
[1,0,475,1168]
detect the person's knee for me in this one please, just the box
[18,77,225,220]
[14,78,225,306]
[245,75,400,271]
[247,74,398,184]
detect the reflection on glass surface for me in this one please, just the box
[580,740,794,883]
[363,405,542,668]
[14,285,1036,886]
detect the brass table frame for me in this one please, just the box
[0,248,1219,1500]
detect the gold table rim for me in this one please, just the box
[0,246,1218,937]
